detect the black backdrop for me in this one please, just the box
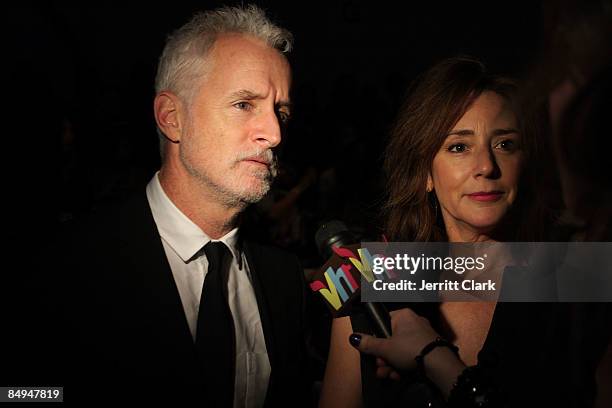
[3,0,545,388]
[6,0,544,248]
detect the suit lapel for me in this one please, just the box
[119,191,197,362]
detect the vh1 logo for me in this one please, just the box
[309,244,394,313]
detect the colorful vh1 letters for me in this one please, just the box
[309,244,393,314]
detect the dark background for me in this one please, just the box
[4,0,546,385]
[7,0,545,266]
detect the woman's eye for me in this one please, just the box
[448,143,467,153]
[495,140,516,151]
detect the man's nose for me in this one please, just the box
[252,109,282,149]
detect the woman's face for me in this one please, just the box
[428,91,524,241]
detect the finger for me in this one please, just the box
[390,308,413,318]
[376,357,389,367]
[349,333,388,359]
[389,370,401,381]
[376,365,394,379]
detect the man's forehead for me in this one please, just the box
[209,33,284,63]
[202,43,290,99]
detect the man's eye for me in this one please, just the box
[448,143,467,153]
[233,101,252,110]
[279,111,291,124]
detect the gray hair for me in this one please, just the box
[155,4,293,160]
[155,4,293,99]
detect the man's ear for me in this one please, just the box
[154,92,184,143]
[426,173,434,192]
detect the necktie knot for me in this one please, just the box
[203,241,230,273]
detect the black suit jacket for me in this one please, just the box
[40,189,313,405]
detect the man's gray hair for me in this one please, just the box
[155,4,293,100]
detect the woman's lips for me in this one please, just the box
[466,191,504,202]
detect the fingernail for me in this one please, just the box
[349,333,361,348]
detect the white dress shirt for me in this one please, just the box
[146,172,270,408]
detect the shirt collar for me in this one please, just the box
[146,172,241,264]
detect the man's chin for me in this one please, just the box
[236,181,271,204]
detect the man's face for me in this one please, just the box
[179,34,291,206]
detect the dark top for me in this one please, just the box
[351,301,612,407]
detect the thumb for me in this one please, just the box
[349,333,389,359]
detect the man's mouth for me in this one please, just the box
[244,158,271,166]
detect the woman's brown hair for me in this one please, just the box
[384,57,548,242]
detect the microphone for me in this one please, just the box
[312,221,391,338]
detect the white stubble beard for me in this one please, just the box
[179,123,278,208]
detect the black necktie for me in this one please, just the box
[196,241,235,407]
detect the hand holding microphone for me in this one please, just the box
[347,308,440,379]
[312,221,461,381]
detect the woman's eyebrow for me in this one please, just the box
[447,129,474,136]
[446,128,519,136]
[492,128,519,136]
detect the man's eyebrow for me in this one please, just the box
[229,89,291,110]
[277,101,292,110]
[229,89,262,100]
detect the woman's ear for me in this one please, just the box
[426,173,434,192]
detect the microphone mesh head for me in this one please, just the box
[315,220,349,253]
